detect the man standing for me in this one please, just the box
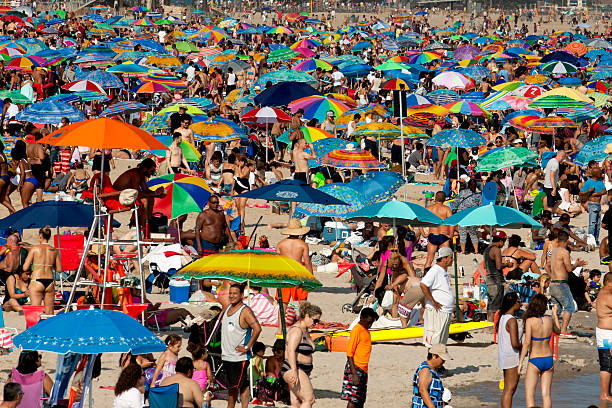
[194,195,233,256]
[421,247,455,348]
[580,167,606,245]
[341,308,378,408]
[291,138,316,185]
[175,117,195,146]
[167,133,191,175]
[168,105,192,132]
[424,192,453,268]
[542,150,565,212]
[483,231,509,321]
[596,272,612,401]
[221,283,262,408]
[411,344,452,408]
[159,357,203,408]
[550,230,587,339]
[330,65,346,93]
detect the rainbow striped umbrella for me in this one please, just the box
[277,126,334,144]
[410,51,442,64]
[292,58,332,72]
[132,18,154,26]
[150,136,201,162]
[318,148,386,169]
[289,95,350,121]
[175,250,322,290]
[141,73,187,89]
[290,38,321,49]
[267,26,293,34]
[130,81,171,93]
[443,100,489,116]
[6,56,39,70]
[147,174,213,219]
[196,30,226,42]
[526,116,578,133]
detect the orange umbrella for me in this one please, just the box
[564,42,587,56]
[38,118,167,150]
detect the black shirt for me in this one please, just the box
[169,112,192,132]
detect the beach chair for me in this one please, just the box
[54,234,86,291]
[22,305,45,328]
[482,182,498,206]
[11,368,45,408]
[146,383,179,408]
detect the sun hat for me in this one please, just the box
[281,218,310,236]
[436,246,453,259]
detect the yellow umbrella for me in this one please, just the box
[534,87,594,104]
[407,104,449,117]
[224,88,242,106]
[326,93,357,106]
[159,105,207,115]
[146,55,182,68]
[190,122,240,143]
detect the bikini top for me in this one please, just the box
[295,329,315,356]
[532,317,552,341]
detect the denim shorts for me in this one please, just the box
[549,282,576,314]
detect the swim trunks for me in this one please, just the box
[597,327,612,373]
[341,362,368,405]
[428,234,449,246]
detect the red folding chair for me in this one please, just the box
[22,306,45,328]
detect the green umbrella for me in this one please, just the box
[155,18,173,25]
[443,203,541,228]
[475,146,538,172]
[166,41,199,53]
[529,95,585,109]
[54,10,66,18]
[267,48,299,62]
[347,200,442,227]
[93,23,114,30]
[151,136,201,162]
[0,90,33,104]
[374,61,413,71]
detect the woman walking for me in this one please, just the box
[23,226,61,315]
[518,293,561,408]
[496,292,522,408]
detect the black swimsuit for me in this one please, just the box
[282,328,315,376]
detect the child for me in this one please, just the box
[150,334,182,388]
[187,342,214,407]
[68,162,89,197]
[255,339,288,404]
[588,269,602,307]
[251,341,266,385]
[265,339,285,380]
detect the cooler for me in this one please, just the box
[169,279,190,303]
[323,222,351,242]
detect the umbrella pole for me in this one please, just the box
[266,122,269,163]
[456,146,460,195]
[453,237,460,322]
[277,288,288,339]
[247,280,254,401]
[508,168,519,209]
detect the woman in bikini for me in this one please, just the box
[3,266,31,312]
[282,302,321,408]
[518,293,561,408]
[221,153,236,195]
[12,141,37,208]
[0,140,14,213]
[233,154,250,231]
[23,226,61,315]
[502,234,540,280]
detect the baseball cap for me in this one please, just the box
[493,230,507,239]
[436,246,453,259]
[429,344,452,361]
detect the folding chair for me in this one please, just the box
[12,368,45,408]
[54,234,86,292]
[146,383,179,408]
[22,305,45,328]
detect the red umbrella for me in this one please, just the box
[240,107,292,161]
[61,80,107,94]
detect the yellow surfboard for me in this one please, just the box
[329,321,493,342]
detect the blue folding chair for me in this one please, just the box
[147,383,179,408]
[482,182,498,206]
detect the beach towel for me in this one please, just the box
[0,328,15,353]
[249,293,297,327]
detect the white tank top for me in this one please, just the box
[221,304,251,362]
[498,314,522,370]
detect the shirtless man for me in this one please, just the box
[381,252,416,318]
[549,230,587,339]
[194,195,233,256]
[0,235,23,283]
[175,118,195,146]
[159,357,203,408]
[596,272,612,401]
[112,158,165,226]
[276,219,313,333]
[26,136,46,202]
[167,133,190,175]
[424,192,453,268]
[290,138,316,217]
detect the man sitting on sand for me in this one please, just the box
[159,357,203,408]
[596,272,612,401]
[424,192,453,269]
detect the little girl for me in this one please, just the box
[150,334,181,387]
[68,162,89,197]
[187,342,214,407]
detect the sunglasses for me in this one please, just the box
[312,318,320,325]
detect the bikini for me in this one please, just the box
[504,248,524,279]
[281,328,315,376]
[31,243,55,289]
[192,361,209,390]
[19,160,39,188]
[222,168,234,193]
[528,318,554,372]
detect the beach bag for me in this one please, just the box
[381,290,394,309]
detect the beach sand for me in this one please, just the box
[0,156,602,407]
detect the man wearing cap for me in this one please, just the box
[411,344,452,408]
[276,219,313,333]
[175,116,195,146]
[484,231,510,322]
[420,247,455,349]
[168,105,192,133]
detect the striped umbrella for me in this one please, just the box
[61,80,106,94]
[240,106,292,125]
[432,71,474,90]
[295,183,366,218]
[267,48,299,62]
[130,82,171,93]
[564,41,587,56]
[443,100,489,116]
[381,39,399,51]
[351,122,401,139]
[575,135,612,166]
[106,62,150,74]
[527,116,578,133]
[556,102,603,122]
[141,73,187,89]
[318,148,386,169]
[475,147,538,172]
[406,94,434,107]
[509,85,544,98]
[166,97,215,111]
[290,38,321,49]
[16,100,85,124]
[150,137,201,163]
[277,127,334,144]
[541,61,577,74]
[427,89,461,105]
[529,95,586,109]
[288,95,350,121]
[382,78,411,90]
[99,101,148,117]
[6,56,39,70]
[292,59,332,72]
[190,122,241,143]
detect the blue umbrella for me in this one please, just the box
[16,100,85,124]
[295,184,366,218]
[427,89,461,105]
[352,41,372,50]
[254,81,321,107]
[0,201,94,230]
[13,309,165,354]
[406,93,434,107]
[575,135,612,166]
[81,70,124,89]
[427,128,485,148]
[45,94,82,103]
[133,38,166,53]
[236,179,348,204]
[347,171,406,204]
[443,203,541,228]
[347,200,442,227]
[99,101,148,117]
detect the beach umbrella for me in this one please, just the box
[475,147,538,172]
[575,135,612,166]
[6,56,40,70]
[140,72,187,88]
[254,81,321,107]
[406,94,434,107]
[140,112,206,134]
[427,128,485,148]
[167,97,215,111]
[0,201,94,230]
[99,101,148,117]
[150,135,200,160]
[130,82,171,93]
[80,70,124,89]
[236,179,348,205]
[351,122,401,139]
[106,62,149,74]
[318,148,386,169]
[310,138,351,159]
[61,80,106,94]
[291,58,332,72]
[443,100,489,117]
[347,171,406,204]
[277,127,334,145]
[0,90,32,103]
[13,309,165,354]
[146,174,213,219]
[526,116,577,133]
[38,118,167,150]
[453,44,480,60]
[427,89,461,105]
[432,71,474,90]
[288,95,350,121]
[443,203,541,228]
[541,61,577,75]
[529,95,586,109]
[347,200,442,227]
[240,107,292,125]
[190,122,241,143]
[295,183,366,217]
[253,70,318,88]
[159,104,206,116]
[565,41,587,56]
[16,100,84,124]
[556,103,603,122]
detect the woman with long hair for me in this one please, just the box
[23,226,61,315]
[3,266,31,312]
[113,364,145,408]
[0,140,15,213]
[233,154,250,231]
[8,351,54,396]
[518,293,561,408]
[282,302,322,408]
[11,140,36,208]
[496,292,522,408]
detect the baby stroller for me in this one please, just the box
[341,262,377,314]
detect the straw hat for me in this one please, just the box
[281,219,310,236]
